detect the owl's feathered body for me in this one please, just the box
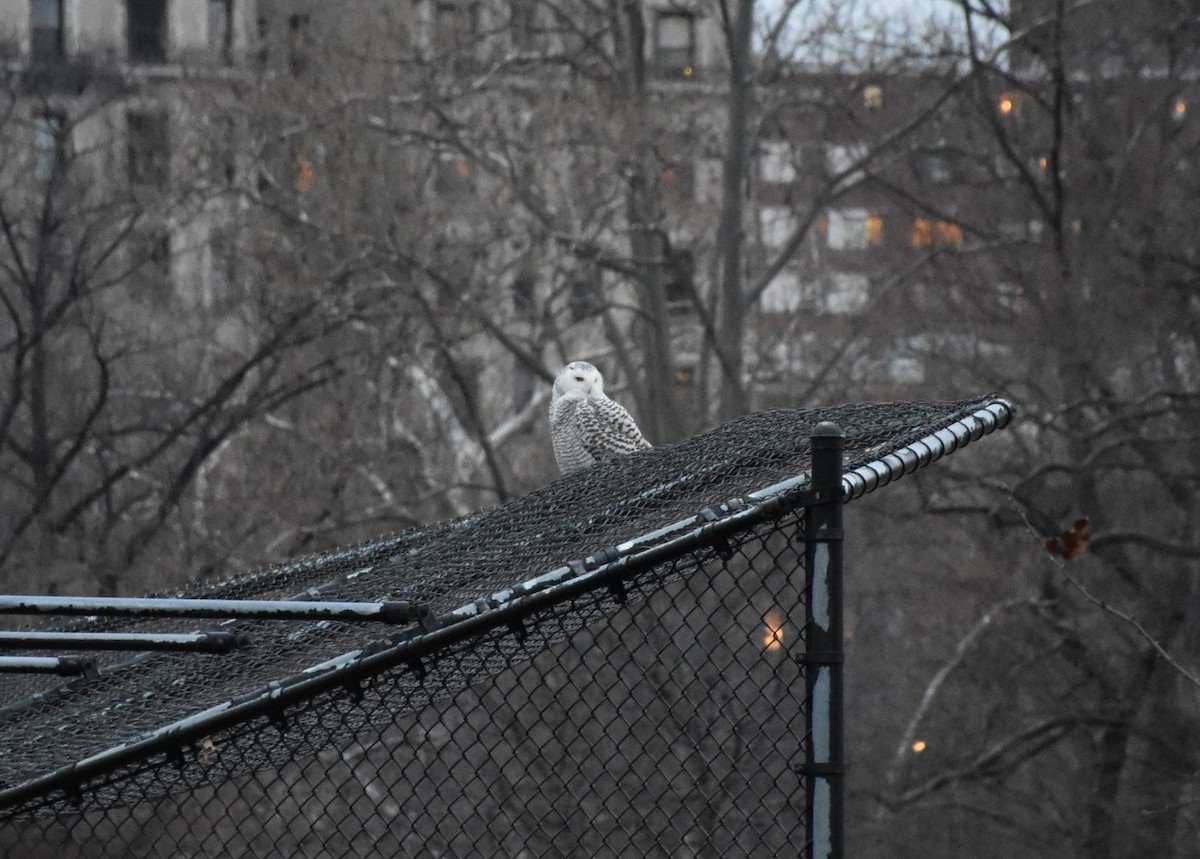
[550,361,651,474]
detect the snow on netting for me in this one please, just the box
[0,396,1011,857]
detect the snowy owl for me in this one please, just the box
[549,361,651,474]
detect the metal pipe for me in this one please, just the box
[0,656,96,676]
[0,630,247,654]
[804,422,845,859]
[0,595,425,624]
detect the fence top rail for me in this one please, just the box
[0,396,1012,815]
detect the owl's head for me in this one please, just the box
[553,361,605,401]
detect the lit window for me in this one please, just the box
[31,0,64,60]
[759,140,797,185]
[1036,155,1049,174]
[294,152,313,194]
[128,0,168,63]
[936,220,963,246]
[866,213,884,245]
[911,217,933,247]
[863,84,883,110]
[1172,97,1187,122]
[655,12,696,77]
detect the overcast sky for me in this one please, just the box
[769,0,1007,67]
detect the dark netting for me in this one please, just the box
[0,396,1011,857]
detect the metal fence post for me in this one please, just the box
[804,422,844,859]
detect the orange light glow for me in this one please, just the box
[936,220,964,246]
[763,611,784,651]
[295,154,313,194]
[911,740,927,753]
[998,95,1014,115]
[911,217,933,247]
[1037,156,1049,174]
[455,160,471,179]
[1174,98,1187,119]
[683,66,694,78]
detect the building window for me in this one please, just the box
[936,220,964,245]
[911,217,962,247]
[663,246,694,305]
[911,217,933,247]
[209,0,233,64]
[433,151,474,197]
[288,14,310,76]
[33,112,66,181]
[866,213,884,245]
[660,160,695,203]
[30,0,64,60]
[434,2,479,56]
[127,110,170,188]
[760,270,804,314]
[915,150,953,184]
[825,142,868,185]
[255,15,269,68]
[759,205,797,250]
[826,272,869,314]
[569,261,603,322]
[134,229,173,298]
[759,140,797,185]
[826,209,869,251]
[511,0,543,52]
[128,0,168,63]
[863,84,883,110]
[654,12,696,77]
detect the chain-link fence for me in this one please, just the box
[0,397,1012,858]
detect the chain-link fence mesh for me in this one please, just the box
[0,397,1012,858]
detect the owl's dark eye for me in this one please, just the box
[574,376,585,382]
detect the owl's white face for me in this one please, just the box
[553,361,605,400]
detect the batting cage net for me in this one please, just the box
[0,397,1012,858]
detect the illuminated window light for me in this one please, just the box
[455,159,471,179]
[1173,98,1187,120]
[866,213,884,245]
[683,66,694,78]
[1037,156,1049,174]
[911,217,933,247]
[911,739,927,753]
[763,610,784,652]
[295,154,313,194]
[863,84,883,110]
[936,220,963,246]
[998,93,1015,115]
